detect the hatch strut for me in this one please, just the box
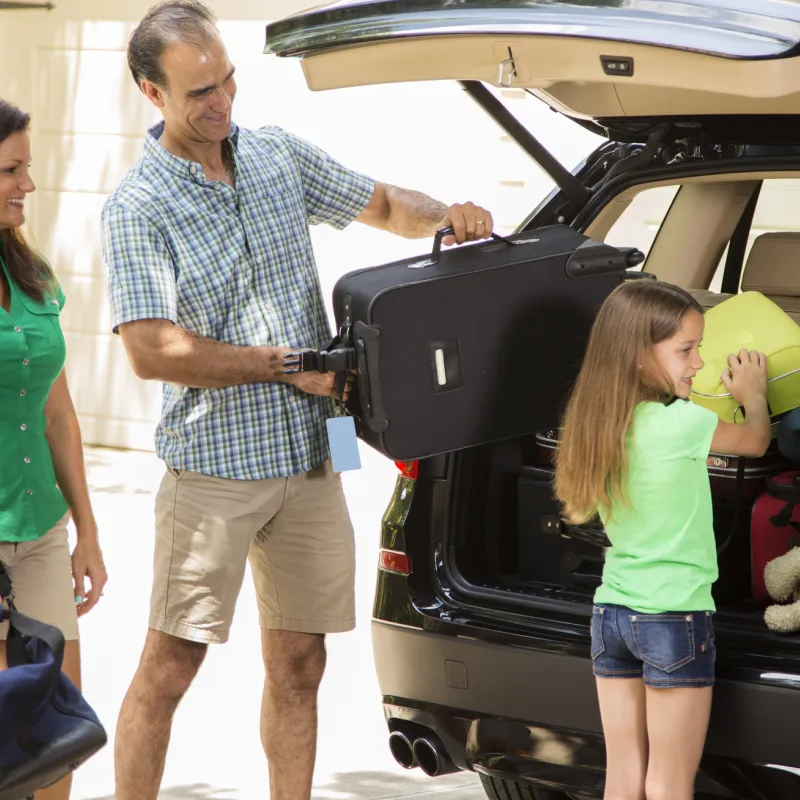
[459,80,590,204]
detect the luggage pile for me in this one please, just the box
[688,291,800,631]
[297,223,800,630]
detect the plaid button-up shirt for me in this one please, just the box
[101,121,374,480]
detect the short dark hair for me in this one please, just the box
[0,99,53,304]
[127,0,218,90]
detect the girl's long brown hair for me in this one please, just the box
[554,280,704,524]
[0,99,53,303]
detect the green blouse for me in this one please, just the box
[0,254,68,542]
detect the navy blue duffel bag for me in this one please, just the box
[0,562,107,800]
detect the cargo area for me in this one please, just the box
[445,428,800,641]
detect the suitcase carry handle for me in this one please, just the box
[430,225,515,264]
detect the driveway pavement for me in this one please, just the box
[70,445,485,800]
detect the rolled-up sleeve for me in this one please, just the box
[101,200,177,333]
[280,129,375,229]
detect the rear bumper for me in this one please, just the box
[372,620,800,795]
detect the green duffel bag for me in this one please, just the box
[690,291,800,429]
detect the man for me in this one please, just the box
[101,2,494,798]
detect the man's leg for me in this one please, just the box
[114,466,283,799]
[115,630,207,800]
[249,460,356,800]
[260,630,327,799]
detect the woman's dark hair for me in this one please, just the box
[0,99,52,303]
[128,1,218,90]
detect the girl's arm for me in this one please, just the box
[44,369,108,616]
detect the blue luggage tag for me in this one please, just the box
[327,414,361,473]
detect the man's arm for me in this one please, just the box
[356,182,494,244]
[118,318,345,398]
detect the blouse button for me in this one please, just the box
[22,359,29,366]
[19,389,26,397]
[14,326,21,332]
[26,489,32,496]
[23,457,30,464]
[20,423,27,431]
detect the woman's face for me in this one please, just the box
[0,130,35,231]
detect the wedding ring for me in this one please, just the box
[476,219,485,226]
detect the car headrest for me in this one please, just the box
[741,232,800,297]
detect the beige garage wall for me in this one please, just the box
[0,0,603,451]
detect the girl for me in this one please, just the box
[0,98,108,799]
[554,280,770,800]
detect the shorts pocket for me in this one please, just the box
[631,613,695,673]
[700,611,716,656]
[590,606,606,661]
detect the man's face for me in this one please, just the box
[146,36,237,145]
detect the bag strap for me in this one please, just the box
[0,603,67,756]
[717,457,745,555]
[766,472,800,498]
[0,558,14,610]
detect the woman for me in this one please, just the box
[0,99,108,799]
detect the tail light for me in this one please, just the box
[379,549,413,576]
[395,460,418,480]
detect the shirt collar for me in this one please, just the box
[144,120,240,183]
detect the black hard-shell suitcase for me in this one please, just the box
[327,225,642,462]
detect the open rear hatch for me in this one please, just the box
[265,0,800,129]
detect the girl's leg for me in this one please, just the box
[644,686,712,800]
[596,677,648,800]
[35,640,81,800]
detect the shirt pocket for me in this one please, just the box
[18,291,64,351]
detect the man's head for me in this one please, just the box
[128,1,236,145]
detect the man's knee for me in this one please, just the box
[263,631,326,696]
[137,629,208,703]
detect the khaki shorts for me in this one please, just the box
[0,513,78,641]
[151,459,355,644]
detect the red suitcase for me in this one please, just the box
[751,472,800,606]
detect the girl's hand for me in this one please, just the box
[720,349,768,409]
[71,529,108,617]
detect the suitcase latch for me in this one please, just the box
[282,347,357,375]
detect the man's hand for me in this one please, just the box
[356,183,495,242]
[282,364,355,400]
[437,202,495,245]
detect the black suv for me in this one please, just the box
[265,2,800,798]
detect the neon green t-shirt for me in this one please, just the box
[594,399,719,613]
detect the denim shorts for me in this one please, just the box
[591,603,716,688]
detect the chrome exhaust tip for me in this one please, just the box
[388,730,416,769]
[412,735,457,777]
